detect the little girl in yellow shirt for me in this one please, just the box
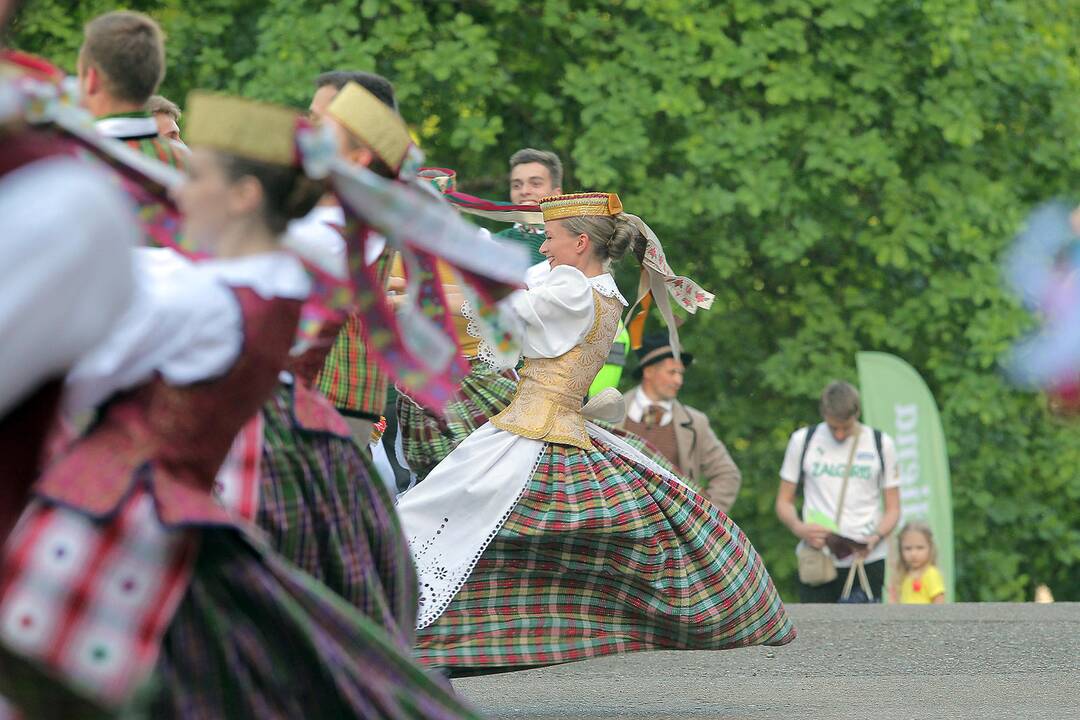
[894,521,945,604]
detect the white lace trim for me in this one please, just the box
[589,273,628,306]
[461,297,521,373]
[411,442,545,629]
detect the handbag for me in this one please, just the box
[796,431,859,586]
[838,557,876,603]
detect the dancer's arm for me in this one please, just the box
[63,249,242,415]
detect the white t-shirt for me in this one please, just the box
[780,423,900,566]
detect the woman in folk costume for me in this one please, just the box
[397,192,796,674]
[0,93,477,720]
[392,170,686,485]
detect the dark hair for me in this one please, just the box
[314,70,397,111]
[220,155,326,236]
[561,213,646,265]
[81,11,165,105]
[509,148,563,188]
[146,94,180,120]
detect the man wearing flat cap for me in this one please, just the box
[620,333,742,514]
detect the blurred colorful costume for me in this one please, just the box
[0,92,478,720]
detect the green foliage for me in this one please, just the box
[11,0,1080,601]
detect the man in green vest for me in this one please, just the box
[494,148,563,265]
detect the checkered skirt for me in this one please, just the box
[415,436,796,671]
[0,502,470,719]
[150,529,478,719]
[257,384,418,642]
[397,359,517,480]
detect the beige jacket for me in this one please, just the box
[620,386,742,514]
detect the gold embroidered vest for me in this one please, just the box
[490,290,623,450]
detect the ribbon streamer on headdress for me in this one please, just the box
[621,214,715,360]
[292,121,519,409]
[322,89,530,395]
[413,167,535,368]
[327,158,529,409]
[417,167,546,226]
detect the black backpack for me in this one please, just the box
[796,424,885,492]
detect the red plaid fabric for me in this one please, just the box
[0,490,197,707]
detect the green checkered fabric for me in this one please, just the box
[151,529,478,719]
[257,383,417,641]
[315,254,393,417]
[397,358,517,480]
[415,436,796,671]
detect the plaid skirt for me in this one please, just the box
[0,506,473,719]
[257,383,417,642]
[415,436,796,671]
[150,529,477,719]
[397,359,516,480]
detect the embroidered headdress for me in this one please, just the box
[184,92,299,166]
[327,81,415,176]
[539,191,623,221]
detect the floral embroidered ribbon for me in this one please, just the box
[623,214,715,359]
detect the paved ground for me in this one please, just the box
[454,603,1080,720]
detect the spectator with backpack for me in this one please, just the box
[775,381,902,603]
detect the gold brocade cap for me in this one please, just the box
[539,192,623,221]
[184,92,299,166]
[327,81,413,174]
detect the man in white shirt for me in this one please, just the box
[775,381,902,602]
[619,334,742,513]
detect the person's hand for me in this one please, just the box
[855,533,882,559]
[800,523,830,549]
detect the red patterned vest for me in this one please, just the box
[35,288,303,526]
